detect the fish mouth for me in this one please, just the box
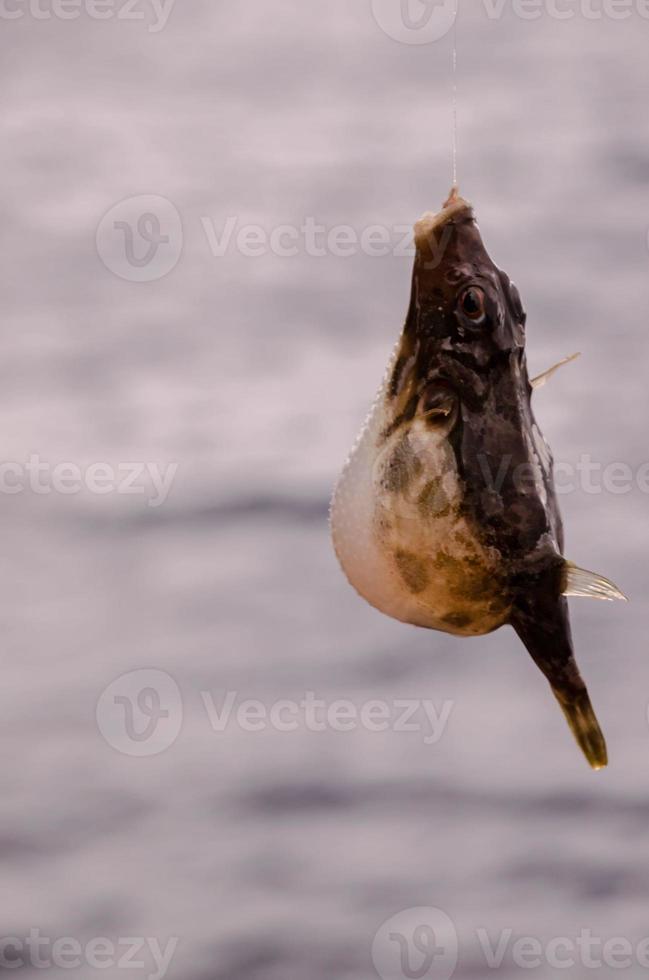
[413,186,474,250]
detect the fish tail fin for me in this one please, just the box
[512,589,608,771]
[552,686,608,771]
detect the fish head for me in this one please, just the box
[378,191,558,564]
[408,189,527,364]
[382,190,531,488]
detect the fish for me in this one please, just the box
[330,188,626,770]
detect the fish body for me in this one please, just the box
[331,191,625,769]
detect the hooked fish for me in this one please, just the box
[330,189,626,770]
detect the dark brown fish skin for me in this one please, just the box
[391,196,607,769]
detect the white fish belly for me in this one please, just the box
[331,396,510,636]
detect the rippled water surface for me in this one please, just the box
[1,3,649,978]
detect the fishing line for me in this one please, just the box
[452,0,459,191]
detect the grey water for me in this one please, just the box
[1,2,649,978]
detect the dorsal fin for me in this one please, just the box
[562,562,628,602]
[531,352,581,390]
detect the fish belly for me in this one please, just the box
[331,400,510,637]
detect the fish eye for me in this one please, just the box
[458,286,486,324]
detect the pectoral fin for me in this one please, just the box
[531,352,581,390]
[562,562,628,602]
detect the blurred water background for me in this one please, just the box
[1,2,649,977]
